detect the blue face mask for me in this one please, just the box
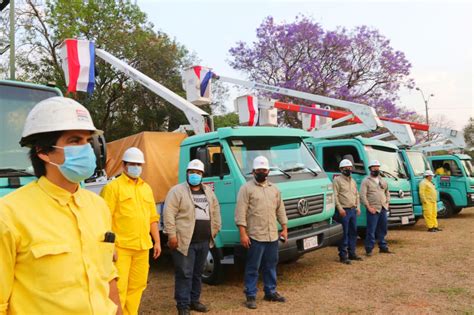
[188,173,202,186]
[127,165,142,178]
[50,144,97,183]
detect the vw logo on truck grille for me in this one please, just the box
[297,198,309,216]
[398,190,405,198]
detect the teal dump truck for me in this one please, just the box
[176,126,342,284]
[398,148,445,219]
[0,80,62,197]
[427,154,474,217]
[306,137,414,230]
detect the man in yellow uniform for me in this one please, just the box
[0,97,121,314]
[419,170,441,232]
[100,147,161,315]
[435,163,451,176]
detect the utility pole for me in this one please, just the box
[9,0,14,80]
[415,87,434,141]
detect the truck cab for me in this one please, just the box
[398,148,445,218]
[178,127,343,284]
[0,80,62,197]
[428,154,474,216]
[306,137,414,228]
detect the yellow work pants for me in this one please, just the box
[115,246,150,315]
[422,202,438,229]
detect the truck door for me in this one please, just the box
[319,144,367,227]
[192,143,237,246]
[431,159,467,207]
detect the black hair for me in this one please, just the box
[26,131,64,178]
[443,163,451,170]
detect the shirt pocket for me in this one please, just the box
[31,243,76,292]
[97,241,116,281]
[118,193,136,217]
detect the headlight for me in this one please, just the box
[326,193,335,210]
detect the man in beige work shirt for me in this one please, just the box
[360,160,392,256]
[235,156,288,310]
[163,159,221,315]
[333,159,362,264]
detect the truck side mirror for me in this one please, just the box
[91,134,107,176]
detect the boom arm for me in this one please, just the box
[61,40,211,134]
[214,75,382,131]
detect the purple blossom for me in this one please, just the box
[229,15,417,122]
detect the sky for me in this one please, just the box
[137,0,473,129]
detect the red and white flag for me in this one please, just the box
[60,39,95,94]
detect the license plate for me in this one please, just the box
[401,216,409,225]
[303,236,319,250]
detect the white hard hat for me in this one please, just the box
[368,160,381,168]
[253,156,269,170]
[187,159,205,172]
[20,97,101,147]
[122,147,145,163]
[339,159,353,168]
[424,170,435,177]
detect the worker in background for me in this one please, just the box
[360,160,393,256]
[435,162,451,176]
[0,97,121,314]
[100,147,161,315]
[163,159,221,315]
[235,156,288,310]
[333,159,362,264]
[419,170,441,232]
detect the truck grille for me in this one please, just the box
[388,203,413,217]
[389,190,412,198]
[284,194,324,220]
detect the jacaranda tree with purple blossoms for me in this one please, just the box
[229,16,417,127]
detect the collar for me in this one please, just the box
[120,172,144,185]
[37,176,84,207]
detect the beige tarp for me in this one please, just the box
[105,131,187,203]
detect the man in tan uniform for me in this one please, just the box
[333,159,362,264]
[235,156,288,310]
[163,159,221,315]
[360,160,392,256]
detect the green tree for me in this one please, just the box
[213,112,239,129]
[15,0,194,140]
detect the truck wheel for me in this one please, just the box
[438,198,454,218]
[453,207,463,215]
[202,248,224,285]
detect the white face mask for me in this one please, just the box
[127,165,142,178]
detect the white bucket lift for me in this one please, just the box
[182,66,213,106]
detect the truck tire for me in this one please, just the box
[453,207,463,215]
[438,198,454,218]
[201,248,224,285]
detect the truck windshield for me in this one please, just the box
[406,150,432,177]
[365,145,407,179]
[228,137,322,176]
[461,160,474,177]
[0,83,59,172]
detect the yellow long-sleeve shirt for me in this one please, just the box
[100,173,159,250]
[419,178,437,204]
[0,176,117,315]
